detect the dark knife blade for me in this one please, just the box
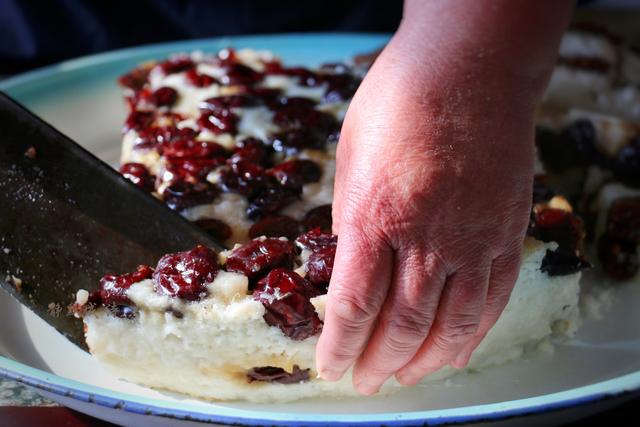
[0,92,223,350]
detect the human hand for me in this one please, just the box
[316,0,573,394]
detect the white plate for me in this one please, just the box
[1,34,639,426]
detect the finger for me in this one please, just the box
[395,264,490,386]
[316,230,393,381]
[452,245,522,368]
[351,250,447,395]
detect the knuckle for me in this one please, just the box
[485,283,513,310]
[440,317,479,344]
[385,310,433,344]
[450,281,486,306]
[361,363,394,379]
[330,290,380,330]
[324,346,359,364]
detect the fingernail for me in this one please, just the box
[355,380,380,395]
[318,368,343,382]
[396,373,419,387]
[452,352,471,369]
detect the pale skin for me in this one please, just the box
[316,0,574,395]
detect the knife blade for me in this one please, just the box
[0,92,223,350]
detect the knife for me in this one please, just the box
[0,92,223,350]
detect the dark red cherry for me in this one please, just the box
[119,162,155,193]
[152,87,178,107]
[153,245,219,300]
[220,63,262,86]
[185,68,218,87]
[247,365,310,384]
[303,204,332,233]
[194,218,232,242]
[159,57,195,74]
[162,181,219,211]
[118,65,152,91]
[217,162,269,196]
[246,185,299,220]
[249,215,301,240]
[124,111,155,132]
[100,265,153,305]
[225,237,295,280]
[229,138,271,165]
[269,159,322,189]
[253,268,323,340]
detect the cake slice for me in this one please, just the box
[73,178,589,402]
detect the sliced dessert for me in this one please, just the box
[73,180,589,402]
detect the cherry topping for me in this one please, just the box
[99,265,153,317]
[246,185,299,220]
[598,197,640,280]
[134,126,198,150]
[256,268,321,299]
[118,65,152,91]
[218,162,269,196]
[160,138,227,159]
[159,57,195,74]
[598,235,638,280]
[612,137,640,188]
[268,159,322,189]
[194,218,233,242]
[541,248,591,276]
[163,181,219,211]
[535,120,599,172]
[253,268,323,340]
[198,109,238,134]
[216,48,237,64]
[272,66,320,86]
[153,245,219,301]
[200,95,257,111]
[605,198,640,241]
[249,215,301,240]
[296,228,337,252]
[303,204,332,233]
[166,157,226,182]
[220,63,262,86]
[528,208,585,252]
[119,162,155,193]
[225,237,295,280]
[247,365,310,384]
[271,96,317,110]
[151,87,178,107]
[271,100,327,130]
[185,68,218,87]
[229,138,271,165]
[159,136,228,183]
[296,229,337,288]
[124,111,155,132]
[322,72,361,103]
[270,104,339,153]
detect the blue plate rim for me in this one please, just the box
[1,32,639,425]
[2,355,640,426]
[0,32,390,93]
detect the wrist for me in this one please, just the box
[393,0,573,100]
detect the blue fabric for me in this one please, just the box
[0,0,402,74]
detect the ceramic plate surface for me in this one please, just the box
[1,34,640,426]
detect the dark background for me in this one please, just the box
[0,0,639,425]
[0,0,402,75]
